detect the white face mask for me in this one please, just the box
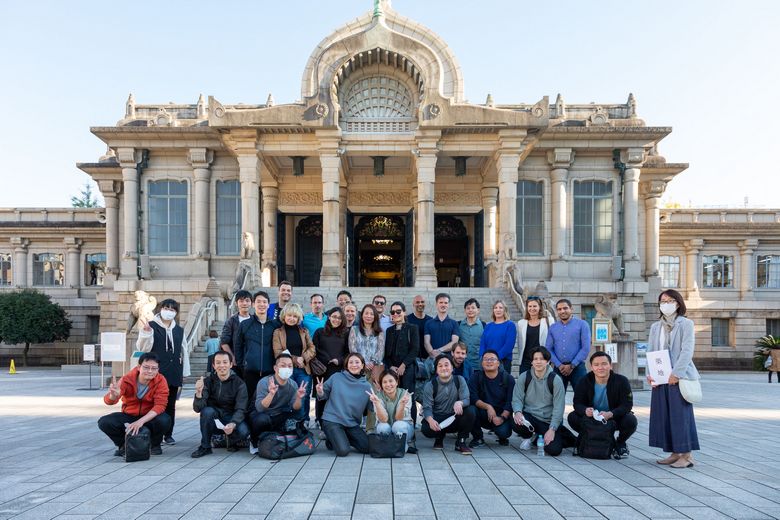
[160,309,177,321]
[278,367,293,380]
[659,302,678,317]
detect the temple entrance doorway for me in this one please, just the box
[295,215,322,286]
[434,215,469,287]
[353,215,407,287]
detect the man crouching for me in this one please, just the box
[191,351,250,458]
[98,353,171,457]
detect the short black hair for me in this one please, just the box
[213,350,233,363]
[529,346,551,362]
[138,352,160,366]
[464,298,480,309]
[590,351,612,364]
[435,292,450,303]
[278,280,292,289]
[481,349,500,359]
[253,290,270,303]
[337,290,352,299]
[434,354,453,372]
[235,290,252,302]
[159,298,179,313]
[390,301,405,312]
[555,298,572,309]
[275,353,293,364]
[310,293,324,302]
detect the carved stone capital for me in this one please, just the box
[481,186,498,203]
[98,180,122,198]
[64,237,82,252]
[684,238,704,253]
[740,238,759,253]
[10,237,29,251]
[640,180,667,198]
[187,148,214,169]
[116,147,142,167]
[547,148,575,168]
[620,147,646,167]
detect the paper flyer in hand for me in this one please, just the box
[646,349,672,385]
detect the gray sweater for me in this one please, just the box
[319,371,373,427]
[422,375,470,419]
[255,375,298,415]
[511,365,565,430]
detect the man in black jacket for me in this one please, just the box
[191,351,250,458]
[219,290,253,373]
[235,290,281,404]
[568,351,637,458]
[384,301,419,425]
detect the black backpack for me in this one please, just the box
[574,417,616,459]
[431,375,461,399]
[257,429,316,460]
[124,426,151,462]
[523,370,556,395]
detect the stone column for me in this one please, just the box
[684,239,703,297]
[260,186,278,287]
[319,150,342,286]
[548,148,574,279]
[339,185,348,281]
[10,237,28,287]
[740,239,758,298]
[98,181,121,284]
[497,153,521,263]
[64,237,82,288]
[481,186,498,285]
[188,148,214,265]
[236,145,261,257]
[644,194,662,277]
[414,145,438,288]
[621,148,645,279]
[117,148,141,278]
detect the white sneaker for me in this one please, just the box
[249,442,258,455]
[520,436,536,451]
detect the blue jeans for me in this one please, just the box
[555,362,587,392]
[290,367,311,421]
[376,420,414,452]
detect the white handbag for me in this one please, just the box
[678,378,702,404]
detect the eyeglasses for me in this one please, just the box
[373,301,386,306]
[483,358,499,363]
[140,365,159,372]
[390,309,403,315]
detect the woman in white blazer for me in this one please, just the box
[647,289,700,469]
[516,296,555,374]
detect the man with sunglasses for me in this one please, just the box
[372,295,392,332]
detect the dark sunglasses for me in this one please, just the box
[390,309,403,315]
[373,301,386,306]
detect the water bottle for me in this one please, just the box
[536,435,545,457]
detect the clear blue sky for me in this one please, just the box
[1,0,777,208]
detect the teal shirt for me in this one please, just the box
[458,319,484,368]
[593,383,609,412]
[302,313,327,338]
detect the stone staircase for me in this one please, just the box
[186,287,522,380]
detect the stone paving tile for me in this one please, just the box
[567,485,626,506]
[469,493,519,517]
[229,492,283,515]
[392,494,434,516]
[617,495,689,519]
[265,501,316,520]
[5,500,76,520]
[513,504,564,519]
[95,502,156,520]
[592,506,649,519]
[496,485,548,506]
[201,483,253,502]
[674,506,735,520]
[351,503,394,517]
[310,492,355,515]
[279,483,323,503]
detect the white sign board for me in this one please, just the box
[100,332,127,362]
[604,343,618,364]
[645,349,672,385]
[83,344,95,362]
[636,342,648,368]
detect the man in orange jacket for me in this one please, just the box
[98,353,172,456]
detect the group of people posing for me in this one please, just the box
[99,283,700,468]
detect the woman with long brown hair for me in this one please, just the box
[312,307,349,427]
[348,304,385,383]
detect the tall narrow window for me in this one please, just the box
[659,256,680,288]
[85,253,106,286]
[767,319,780,338]
[573,180,613,255]
[757,255,780,288]
[33,253,64,286]
[702,255,733,288]
[216,180,241,255]
[0,253,11,286]
[711,318,731,347]
[148,180,188,255]
[516,181,543,254]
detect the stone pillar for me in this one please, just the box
[117,148,141,278]
[497,153,521,263]
[548,148,574,279]
[260,186,278,287]
[64,237,82,288]
[236,145,261,259]
[188,148,214,272]
[98,181,121,284]
[740,239,758,298]
[10,237,29,287]
[684,239,703,298]
[481,186,498,285]
[621,148,645,279]
[414,145,438,288]
[339,185,348,281]
[644,193,662,277]
[319,150,342,286]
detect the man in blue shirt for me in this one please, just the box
[267,281,293,320]
[302,293,327,337]
[424,293,460,368]
[372,294,392,331]
[451,342,473,382]
[545,299,591,391]
[458,298,484,370]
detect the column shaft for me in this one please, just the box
[623,167,640,261]
[260,187,278,286]
[644,196,661,276]
[121,167,138,262]
[11,238,28,287]
[550,168,568,259]
[238,154,261,260]
[193,168,211,257]
[320,153,342,286]
[415,153,437,288]
[104,195,119,274]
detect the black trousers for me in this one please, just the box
[164,385,179,437]
[250,411,293,444]
[321,419,369,457]
[421,405,476,442]
[98,412,171,448]
[472,408,513,441]
[513,411,576,456]
[567,411,638,443]
[198,407,250,448]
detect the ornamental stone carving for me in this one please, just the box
[435,191,481,205]
[350,191,410,205]
[279,191,323,205]
[426,104,441,119]
[587,107,609,126]
[314,104,329,118]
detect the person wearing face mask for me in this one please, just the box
[249,354,310,452]
[647,289,700,469]
[272,303,316,423]
[137,298,188,445]
[316,352,373,456]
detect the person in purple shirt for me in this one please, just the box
[479,301,517,374]
[545,299,591,391]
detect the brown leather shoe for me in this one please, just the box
[656,454,680,465]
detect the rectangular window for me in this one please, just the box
[573,181,612,255]
[767,319,780,338]
[87,316,100,345]
[148,180,188,255]
[85,253,106,287]
[216,180,242,255]
[757,255,780,288]
[659,256,680,288]
[516,180,543,254]
[711,318,730,347]
[33,253,64,286]
[702,255,734,288]
[0,253,11,286]
[581,304,596,329]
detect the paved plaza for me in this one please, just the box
[0,369,778,520]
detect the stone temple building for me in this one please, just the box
[0,1,777,370]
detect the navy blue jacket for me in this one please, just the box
[235,315,281,374]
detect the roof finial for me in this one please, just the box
[126,93,136,119]
[373,0,383,19]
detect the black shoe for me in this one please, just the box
[468,438,486,449]
[455,440,473,455]
[226,445,240,452]
[613,442,629,459]
[151,445,162,456]
[433,438,444,450]
[325,439,333,451]
[406,446,418,455]
[114,446,125,457]
[191,446,212,458]
[498,438,510,446]
[163,436,176,445]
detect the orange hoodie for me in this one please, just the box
[103,365,169,416]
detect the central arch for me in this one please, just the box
[354,215,406,287]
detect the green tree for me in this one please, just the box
[71,182,100,208]
[0,290,72,367]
